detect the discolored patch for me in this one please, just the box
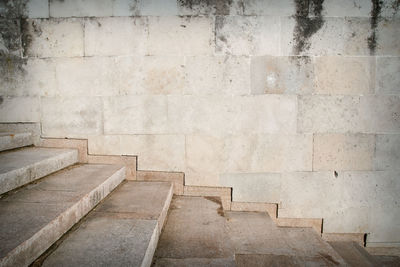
[292,0,325,57]
[367,0,382,55]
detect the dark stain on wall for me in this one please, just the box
[367,0,382,55]
[0,96,3,105]
[178,0,234,15]
[292,0,325,56]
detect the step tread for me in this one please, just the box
[0,147,78,195]
[0,132,33,152]
[0,164,125,266]
[42,181,173,267]
[329,241,379,267]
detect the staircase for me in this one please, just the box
[0,131,172,267]
[0,130,399,266]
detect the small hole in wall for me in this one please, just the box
[334,171,338,178]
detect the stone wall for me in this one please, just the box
[0,0,399,246]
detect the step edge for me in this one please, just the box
[0,165,126,267]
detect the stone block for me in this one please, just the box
[343,18,372,56]
[250,56,314,95]
[178,0,244,15]
[0,123,41,145]
[183,172,220,187]
[221,134,313,173]
[27,0,49,18]
[377,56,400,95]
[136,170,184,195]
[24,18,84,58]
[84,17,147,56]
[88,135,185,172]
[314,56,375,95]
[185,55,250,95]
[374,134,400,170]
[375,19,400,56]
[0,132,33,152]
[103,96,168,134]
[0,58,57,97]
[41,97,103,138]
[276,218,322,233]
[281,17,345,56]
[313,133,375,171]
[0,96,40,122]
[216,15,280,56]
[113,0,179,16]
[243,0,294,16]
[368,206,400,243]
[230,202,277,219]
[55,57,119,97]
[322,0,371,17]
[147,16,214,56]
[185,135,223,174]
[168,95,297,136]
[49,0,113,17]
[39,138,88,163]
[137,56,185,95]
[298,95,400,133]
[220,172,281,203]
[183,185,231,210]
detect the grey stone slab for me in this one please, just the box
[0,132,33,152]
[42,181,173,267]
[43,214,158,267]
[329,242,378,267]
[0,147,78,195]
[155,196,234,259]
[153,257,236,267]
[0,164,125,267]
[235,253,341,266]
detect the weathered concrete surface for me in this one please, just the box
[0,132,32,151]
[0,147,78,195]
[42,181,173,267]
[137,170,184,195]
[0,123,40,145]
[154,196,346,266]
[0,164,125,267]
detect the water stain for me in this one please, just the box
[292,0,325,56]
[204,196,225,217]
[0,96,3,105]
[178,0,234,15]
[367,0,382,55]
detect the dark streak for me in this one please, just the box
[292,0,325,57]
[0,96,3,105]
[204,196,225,217]
[367,0,382,55]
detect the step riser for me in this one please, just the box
[142,184,173,267]
[0,167,126,267]
[0,133,33,152]
[0,150,78,195]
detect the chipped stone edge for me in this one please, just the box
[0,166,126,267]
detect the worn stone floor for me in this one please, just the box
[153,196,346,266]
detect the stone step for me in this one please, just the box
[0,147,78,195]
[329,241,380,266]
[0,164,126,267]
[0,132,33,152]
[40,181,173,267]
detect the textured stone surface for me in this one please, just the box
[221,134,312,172]
[377,56,400,95]
[137,170,184,195]
[0,164,125,267]
[24,18,84,58]
[0,132,33,152]
[147,16,213,56]
[0,147,78,194]
[298,95,400,133]
[26,0,49,18]
[313,134,375,171]
[314,56,375,95]
[216,15,280,56]
[113,0,179,16]
[329,242,379,267]
[0,123,40,145]
[84,17,147,56]
[42,181,172,267]
[220,173,281,203]
[374,134,400,170]
[41,97,103,138]
[0,97,40,123]
[250,56,314,95]
[89,135,185,172]
[243,0,294,16]
[104,96,168,134]
[185,55,250,95]
[49,0,113,17]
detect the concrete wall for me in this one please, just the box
[0,0,399,246]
